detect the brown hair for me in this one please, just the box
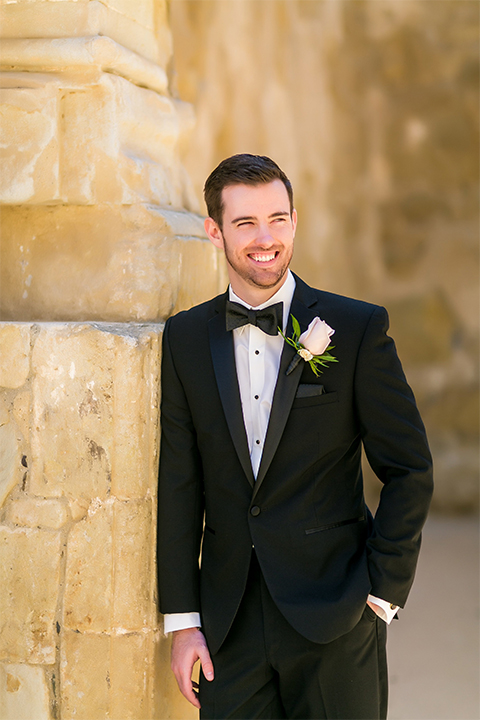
[203,154,294,228]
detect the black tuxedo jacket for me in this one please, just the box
[157,275,433,655]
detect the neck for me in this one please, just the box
[229,273,289,307]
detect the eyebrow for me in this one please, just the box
[230,211,290,225]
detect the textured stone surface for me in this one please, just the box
[30,325,115,501]
[61,631,110,720]
[0,325,30,389]
[5,497,69,530]
[0,418,21,509]
[27,323,163,500]
[0,205,225,322]
[111,329,160,499]
[0,72,194,207]
[63,500,114,633]
[0,663,51,720]
[0,320,167,714]
[12,391,30,442]
[0,526,61,663]
[111,499,154,629]
[61,630,158,720]
[109,633,152,720]
[0,0,171,68]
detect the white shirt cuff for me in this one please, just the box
[163,612,201,635]
[367,594,399,624]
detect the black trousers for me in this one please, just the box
[199,552,388,720]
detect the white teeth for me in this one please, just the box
[251,253,275,263]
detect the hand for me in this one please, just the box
[171,627,214,709]
[366,599,381,617]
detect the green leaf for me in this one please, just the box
[291,315,301,341]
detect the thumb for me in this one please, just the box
[198,644,214,682]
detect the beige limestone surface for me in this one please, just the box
[0,0,171,68]
[0,663,51,720]
[0,205,226,322]
[0,322,196,719]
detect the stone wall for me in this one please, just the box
[169,0,479,512]
[0,1,225,718]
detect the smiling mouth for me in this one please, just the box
[249,251,278,263]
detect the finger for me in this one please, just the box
[176,670,201,710]
[173,656,201,709]
[198,644,214,681]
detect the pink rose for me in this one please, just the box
[299,317,334,356]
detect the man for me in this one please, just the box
[157,154,433,719]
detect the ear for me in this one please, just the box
[204,217,224,250]
[291,208,298,238]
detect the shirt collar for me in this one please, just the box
[228,270,296,332]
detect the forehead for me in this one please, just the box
[221,180,290,219]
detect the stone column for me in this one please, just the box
[0,2,224,718]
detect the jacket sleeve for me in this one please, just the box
[156,317,205,614]
[354,306,433,607]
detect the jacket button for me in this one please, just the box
[250,506,261,517]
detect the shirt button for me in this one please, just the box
[250,506,261,517]
[255,439,260,445]
[254,395,259,400]
[255,350,260,355]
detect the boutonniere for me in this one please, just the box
[279,315,338,376]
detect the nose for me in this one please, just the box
[256,223,275,246]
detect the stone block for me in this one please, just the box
[0,325,31,389]
[0,81,58,204]
[61,631,110,720]
[63,500,113,633]
[0,71,194,207]
[60,630,158,720]
[111,330,160,500]
[30,325,115,500]
[0,526,61,663]
[0,663,51,720]
[28,323,161,502]
[12,391,30,442]
[68,496,90,523]
[0,417,21,509]
[172,235,229,315]
[0,1,171,67]
[109,632,152,720]
[112,499,154,629]
[5,497,69,530]
[0,205,222,322]
[64,498,155,633]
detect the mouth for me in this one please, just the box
[248,251,279,264]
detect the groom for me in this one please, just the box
[157,154,433,719]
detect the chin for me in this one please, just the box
[250,268,288,289]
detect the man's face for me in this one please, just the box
[205,180,297,301]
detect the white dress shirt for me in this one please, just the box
[163,271,397,634]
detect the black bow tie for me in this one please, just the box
[226,300,283,336]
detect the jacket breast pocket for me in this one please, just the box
[292,390,338,409]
